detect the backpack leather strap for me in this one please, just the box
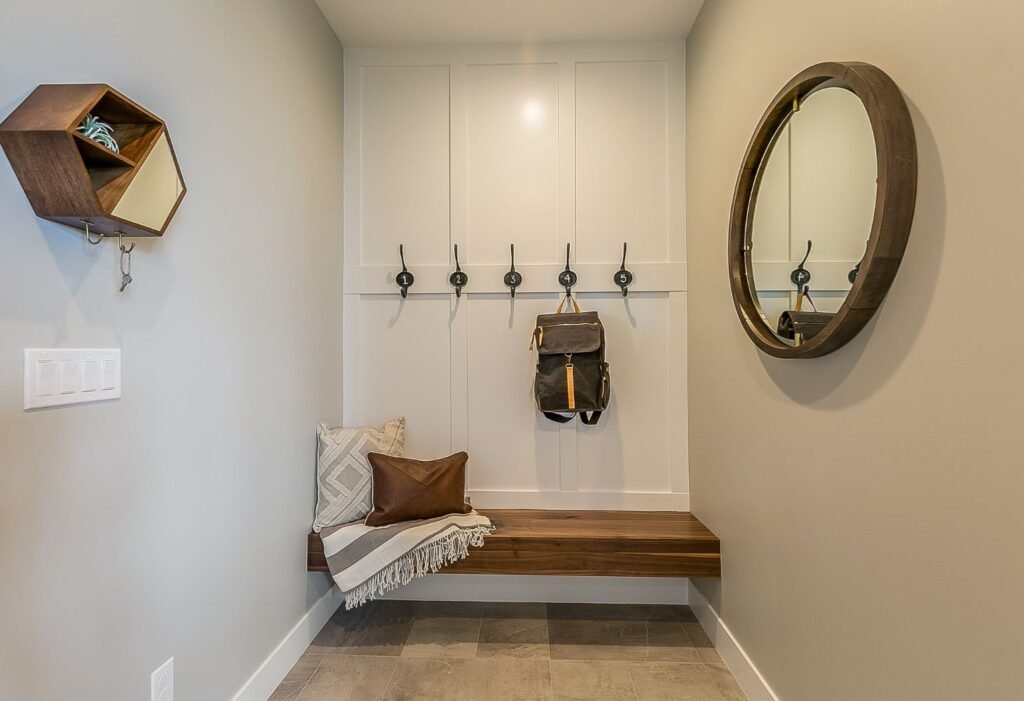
[542,412,576,424]
[556,294,581,314]
[542,411,603,425]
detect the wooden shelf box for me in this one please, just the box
[0,84,185,238]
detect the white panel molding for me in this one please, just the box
[465,295,561,493]
[575,59,669,263]
[231,584,343,701]
[344,41,688,511]
[357,64,451,266]
[688,582,781,701]
[345,42,686,70]
[469,489,689,511]
[343,262,687,295]
[464,61,560,264]
[341,294,362,424]
[668,292,689,494]
[386,575,690,605]
[668,45,687,263]
[449,294,470,453]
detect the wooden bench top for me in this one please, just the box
[308,509,720,578]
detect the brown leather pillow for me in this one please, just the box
[365,451,472,527]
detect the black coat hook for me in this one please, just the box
[449,244,468,297]
[558,243,577,297]
[503,243,523,298]
[614,242,634,297]
[790,240,813,290]
[396,244,414,298]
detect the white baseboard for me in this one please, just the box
[231,584,344,701]
[467,490,691,511]
[687,581,779,701]
[384,574,690,604]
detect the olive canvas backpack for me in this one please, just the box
[531,296,610,425]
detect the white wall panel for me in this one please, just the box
[466,64,559,264]
[359,66,450,266]
[345,43,687,510]
[465,295,561,492]
[358,295,452,458]
[576,60,669,264]
[576,293,673,493]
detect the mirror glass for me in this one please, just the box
[748,86,876,345]
[112,132,184,231]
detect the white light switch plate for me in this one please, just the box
[24,349,121,410]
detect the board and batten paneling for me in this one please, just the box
[343,43,688,511]
[355,65,451,267]
[465,63,560,265]
[576,60,669,264]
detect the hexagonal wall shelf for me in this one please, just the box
[0,84,185,238]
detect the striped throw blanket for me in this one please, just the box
[321,510,494,609]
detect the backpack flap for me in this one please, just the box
[533,313,602,355]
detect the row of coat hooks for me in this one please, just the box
[396,242,635,299]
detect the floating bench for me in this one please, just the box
[307,509,720,578]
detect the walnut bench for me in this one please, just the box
[307,509,720,578]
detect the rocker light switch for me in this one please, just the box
[35,360,57,397]
[24,349,121,410]
[81,360,100,392]
[59,360,78,394]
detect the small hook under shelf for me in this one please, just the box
[503,243,522,298]
[82,220,103,245]
[614,242,634,297]
[396,244,414,298]
[449,243,468,297]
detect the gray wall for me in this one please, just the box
[0,2,343,699]
[686,1,1024,699]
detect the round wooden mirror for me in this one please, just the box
[729,62,917,358]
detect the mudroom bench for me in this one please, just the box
[307,509,721,577]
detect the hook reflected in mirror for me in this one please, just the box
[503,243,522,298]
[790,239,813,290]
[396,244,414,299]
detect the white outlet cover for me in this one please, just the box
[151,657,173,701]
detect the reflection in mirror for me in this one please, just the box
[749,86,876,346]
[112,132,184,231]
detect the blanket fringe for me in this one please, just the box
[343,524,494,609]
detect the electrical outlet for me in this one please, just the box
[151,658,173,701]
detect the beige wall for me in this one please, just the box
[686,2,1024,699]
[0,1,343,699]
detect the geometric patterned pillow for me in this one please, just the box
[313,417,406,532]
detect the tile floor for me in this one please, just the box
[271,601,747,700]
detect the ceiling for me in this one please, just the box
[314,0,706,48]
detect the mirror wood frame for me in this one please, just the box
[728,61,917,358]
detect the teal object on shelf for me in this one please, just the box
[76,113,119,153]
